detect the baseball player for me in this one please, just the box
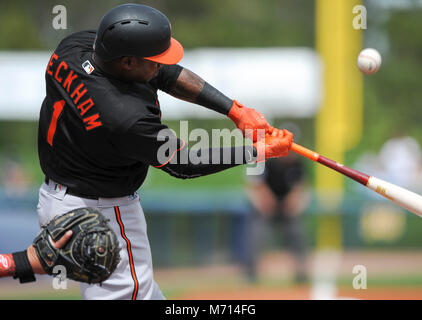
[37,3,293,299]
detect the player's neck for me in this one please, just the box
[92,53,129,82]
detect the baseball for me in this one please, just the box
[357,48,382,75]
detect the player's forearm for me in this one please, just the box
[168,68,233,115]
[247,182,278,215]
[0,230,75,282]
[167,68,272,141]
[160,145,257,179]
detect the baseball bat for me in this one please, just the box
[290,142,422,217]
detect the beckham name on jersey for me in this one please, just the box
[46,53,102,131]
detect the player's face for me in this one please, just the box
[120,57,161,83]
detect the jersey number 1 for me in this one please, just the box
[47,100,65,146]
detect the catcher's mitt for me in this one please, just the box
[33,207,120,284]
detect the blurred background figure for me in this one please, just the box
[353,134,422,196]
[378,134,422,190]
[1,157,32,198]
[244,153,311,284]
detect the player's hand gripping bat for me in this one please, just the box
[290,142,422,217]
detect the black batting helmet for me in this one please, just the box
[94,4,183,64]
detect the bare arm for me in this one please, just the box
[246,180,278,217]
[162,66,272,141]
[168,68,204,103]
[280,181,311,217]
[167,68,234,115]
[0,230,72,279]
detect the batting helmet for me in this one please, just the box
[94,4,184,64]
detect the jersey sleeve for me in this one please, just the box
[149,64,183,93]
[118,115,185,167]
[159,145,256,179]
[56,30,97,52]
[119,113,257,179]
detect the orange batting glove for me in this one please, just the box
[228,100,273,142]
[253,128,293,162]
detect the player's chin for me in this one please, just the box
[136,71,158,83]
[150,69,160,80]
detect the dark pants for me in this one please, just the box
[242,210,308,282]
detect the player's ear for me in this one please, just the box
[120,56,136,71]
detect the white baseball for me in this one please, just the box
[357,48,382,75]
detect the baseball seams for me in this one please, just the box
[358,54,378,71]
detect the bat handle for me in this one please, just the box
[291,142,319,162]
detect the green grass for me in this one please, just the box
[1,291,82,300]
[338,274,422,288]
[4,273,422,300]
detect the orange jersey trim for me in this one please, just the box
[114,206,139,300]
[153,139,186,168]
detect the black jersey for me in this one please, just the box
[39,31,253,197]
